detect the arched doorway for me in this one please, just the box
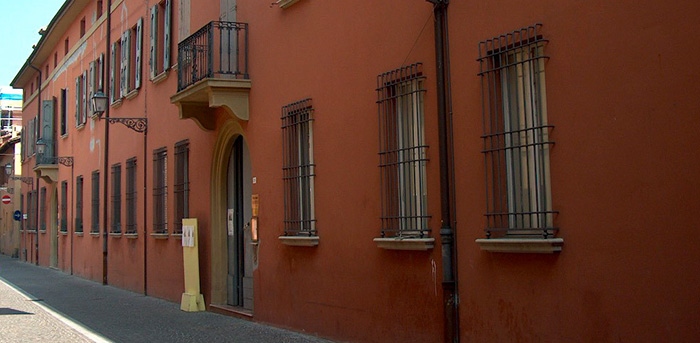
[210,120,254,312]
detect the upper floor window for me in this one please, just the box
[112,19,143,101]
[477,24,556,239]
[281,99,316,236]
[60,88,67,135]
[80,17,86,38]
[75,72,87,126]
[377,63,429,238]
[97,0,103,19]
[64,37,69,56]
[150,0,172,79]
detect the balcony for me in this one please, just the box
[33,153,58,183]
[171,21,250,130]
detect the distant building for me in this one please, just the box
[0,87,22,258]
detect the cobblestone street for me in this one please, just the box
[0,255,332,343]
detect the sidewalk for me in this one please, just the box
[0,255,332,343]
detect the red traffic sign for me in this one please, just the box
[2,195,10,205]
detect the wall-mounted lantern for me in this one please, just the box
[92,91,108,117]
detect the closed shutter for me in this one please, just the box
[75,76,81,126]
[82,70,88,124]
[150,5,158,79]
[135,18,143,89]
[89,61,95,116]
[99,53,104,92]
[110,42,116,102]
[164,0,171,70]
[121,31,128,96]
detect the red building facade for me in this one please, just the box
[11,1,700,342]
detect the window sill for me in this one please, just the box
[40,230,46,234]
[276,0,302,8]
[151,233,169,239]
[279,235,319,247]
[76,123,85,131]
[61,133,68,139]
[26,230,37,234]
[475,238,563,253]
[171,233,183,239]
[125,89,139,100]
[151,71,169,84]
[59,231,68,236]
[110,99,123,108]
[124,233,138,239]
[109,232,122,237]
[75,232,84,236]
[374,237,434,251]
[89,232,101,237]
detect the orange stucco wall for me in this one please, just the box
[14,0,700,342]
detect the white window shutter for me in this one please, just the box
[99,53,104,92]
[135,17,143,89]
[82,71,88,124]
[150,5,158,79]
[110,42,116,103]
[120,32,127,97]
[89,61,95,116]
[75,76,81,126]
[164,0,172,70]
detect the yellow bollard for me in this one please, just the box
[180,218,205,312]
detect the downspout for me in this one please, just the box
[427,0,459,342]
[102,0,112,285]
[28,64,41,266]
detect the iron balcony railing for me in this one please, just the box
[177,21,249,91]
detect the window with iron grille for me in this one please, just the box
[281,98,316,236]
[111,163,122,233]
[125,158,137,234]
[478,24,557,239]
[28,190,36,231]
[40,187,46,232]
[174,140,189,235]
[76,176,83,233]
[91,171,100,233]
[153,147,167,234]
[61,181,68,233]
[377,63,429,238]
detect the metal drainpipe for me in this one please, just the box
[102,0,112,285]
[427,0,459,342]
[28,65,41,266]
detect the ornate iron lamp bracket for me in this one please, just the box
[9,176,34,186]
[107,117,148,133]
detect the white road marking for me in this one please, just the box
[0,276,113,343]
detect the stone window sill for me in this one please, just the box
[75,232,84,236]
[373,237,434,251]
[171,233,183,239]
[124,233,138,239]
[89,232,100,237]
[59,231,68,236]
[279,235,319,247]
[151,233,169,239]
[475,238,563,253]
[125,89,139,100]
[151,71,169,84]
[109,232,122,237]
[110,99,123,108]
[276,0,302,8]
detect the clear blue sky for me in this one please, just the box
[0,0,66,87]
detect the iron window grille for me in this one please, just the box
[174,140,189,235]
[153,147,167,234]
[377,63,430,238]
[40,187,46,232]
[76,176,83,233]
[111,164,122,233]
[281,98,316,236]
[91,171,100,233]
[125,158,137,234]
[478,24,557,239]
[60,181,68,233]
[30,191,36,231]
